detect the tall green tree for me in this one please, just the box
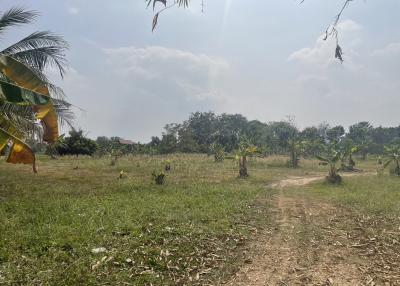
[348,122,372,160]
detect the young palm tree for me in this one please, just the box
[0,7,71,172]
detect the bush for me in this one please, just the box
[57,129,98,156]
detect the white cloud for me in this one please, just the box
[67,7,80,15]
[336,19,362,32]
[53,46,231,141]
[372,43,400,56]
[287,19,363,69]
[102,46,230,102]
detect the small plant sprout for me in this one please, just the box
[152,171,166,185]
[164,160,171,171]
[119,170,127,179]
[110,148,123,166]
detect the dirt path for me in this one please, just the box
[224,172,400,286]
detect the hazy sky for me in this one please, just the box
[2,0,400,141]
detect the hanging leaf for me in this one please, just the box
[335,44,343,63]
[0,55,59,143]
[0,127,36,173]
[152,12,159,32]
[0,79,50,106]
[34,104,58,142]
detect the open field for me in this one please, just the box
[1,154,399,285]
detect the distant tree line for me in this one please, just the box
[97,112,400,158]
[29,112,399,158]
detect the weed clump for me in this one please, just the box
[164,160,171,171]
[152,171,166,185]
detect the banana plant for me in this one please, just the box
[339,142,360,171]
[287,138,307,168]
[210,142,225,162]
[236,137,258,178]
[0,55,59,172]
[0,7,70,172]
[382,145,400,176]
[316,144,343,183]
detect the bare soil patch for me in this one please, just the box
[225,174,400,286]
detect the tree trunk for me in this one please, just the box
[239,156,248,178]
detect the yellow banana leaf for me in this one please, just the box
[34,104,58,142]
[0,127,37,173]
[0,55,58,143]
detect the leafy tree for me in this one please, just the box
[0,7,71,172]
[348,122,373,160]
[45,136,66,159]
[214,113,248,152]
[159,133,177,154]
[268,121,298,154]
[57,129,98,156]
[177,124,200,153]
[186,112,217,152]
[326,125,345,143]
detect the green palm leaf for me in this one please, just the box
[0,7,38,34]
[2,31,69,78]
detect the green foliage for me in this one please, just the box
[382,145,400,176]
[45,135,66,159]
[326,125,345,143]
[92,112,400,161]
[287,137,306,168]
[210,142,225,162]
[152,170,166,185]
[57,129,98,156]
[338,139,360,171]
[348,122,373,160]
[164,160,171,171]
[110,148,123,166]
[236,137,258,178]
[316,144,343,184]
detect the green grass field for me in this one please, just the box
[0,154,398,285]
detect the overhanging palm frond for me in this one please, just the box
[53,98,74,128]
[0,103,41,136]
[1,31,69,78]
[0,7,38,34]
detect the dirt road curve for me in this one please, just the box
[224,173,400,286]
